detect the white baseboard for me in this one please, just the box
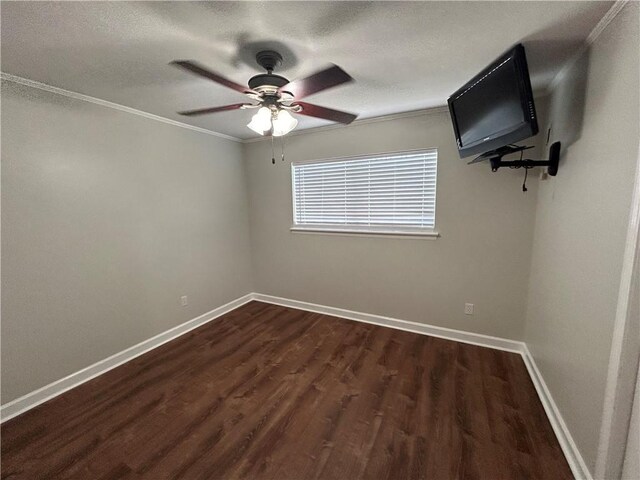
[0,291,590,480]
[252,293,525,354]
[0,293,254,423]
[521,344,592,479]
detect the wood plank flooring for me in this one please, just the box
[1,301,572,479]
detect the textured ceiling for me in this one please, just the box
[1,1,612,139]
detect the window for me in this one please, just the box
[291,149,438,237]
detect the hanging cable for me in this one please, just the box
[281,134,286,162]
[519,148,528,192]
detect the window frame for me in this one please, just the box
[290,149,439,239]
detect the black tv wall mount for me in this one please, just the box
[468,141,561,176]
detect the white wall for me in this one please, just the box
[1,81,253,403]
[524,2,640,474]
[244,110,543,340]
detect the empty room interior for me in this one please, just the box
[1,1,639,479]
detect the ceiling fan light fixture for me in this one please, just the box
[247,106,273,135]
[272,109,298,137]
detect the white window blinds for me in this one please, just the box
[292,149,437,233]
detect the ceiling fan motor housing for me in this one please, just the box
[249,50,290,94]
[248,73,289,91]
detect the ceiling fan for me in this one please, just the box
[171,50,357,137]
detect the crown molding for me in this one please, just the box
[585,0,630,46]
[241,106,449,144]
[547,0,630,94]
[1,72,242,143]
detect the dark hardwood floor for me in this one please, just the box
[1,301,572,479]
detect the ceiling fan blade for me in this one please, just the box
[177,103,247,116]
[279,65,353,99]
[295,102,357,124]
[171,60,251,94]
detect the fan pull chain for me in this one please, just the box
[281,135,286,162]
[271,135,275,165]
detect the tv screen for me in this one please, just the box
[448,44,538,158]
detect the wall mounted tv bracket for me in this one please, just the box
[468,142,561,176]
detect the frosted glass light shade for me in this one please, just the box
[247,107,273,135]
[272,110,298,137]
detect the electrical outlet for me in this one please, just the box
[464,303,474,315]
[180,295,188,307]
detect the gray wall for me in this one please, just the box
[524,2,640,474]
[244,110,542,340]
[1,81,253,403]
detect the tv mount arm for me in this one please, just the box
[469,142,561,176]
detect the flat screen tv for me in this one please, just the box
[448,44,538,158]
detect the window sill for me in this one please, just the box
[290,226,440,240]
